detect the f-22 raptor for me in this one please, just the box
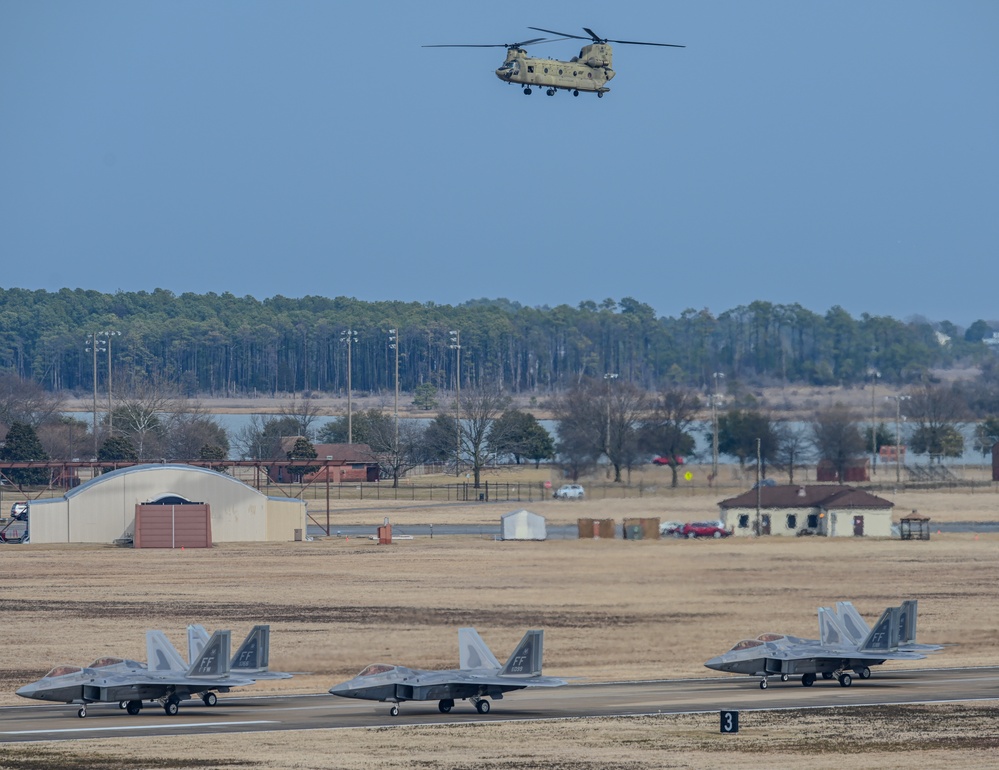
[16,629,251,717]
[705,601,937,690]
[330,628,566,716]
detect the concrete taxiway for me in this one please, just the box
[2,667,997,743]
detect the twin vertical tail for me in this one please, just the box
[818,607,850,647]
[458,627,501,670]
[187,629,232,678]
[859,606,902,653]
[898,599,918,645]
[147,630,191,672]
[500,630,544,677]
[231,625,271,673]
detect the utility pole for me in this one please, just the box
[603,373,619,477]
[388,328,399,452]
[341,329,357,444]
[449,330,461,476]
[103,330,120,436]
[711,372,724,483]
[85,332,106,458]
[869,368,880,475]
[887,394,910,485]
[755,437,762,536]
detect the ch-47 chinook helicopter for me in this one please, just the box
[424,27,684,98]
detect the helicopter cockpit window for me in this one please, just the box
[498,60,520,75]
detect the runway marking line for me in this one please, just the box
[2,720,278,736]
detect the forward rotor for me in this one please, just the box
[423,37,560,50]
[528,26,685,48]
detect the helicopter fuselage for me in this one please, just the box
[495,44,616,94]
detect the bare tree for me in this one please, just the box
[640,387,701,487]
[0,373,64,429]
[811,403,866,481]
[772,420,813,484]
[279,397,326,440]
[457,386,511,488]
[905,383,967,462]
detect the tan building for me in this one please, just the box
[28,464,305,544]
[719,485,894,538]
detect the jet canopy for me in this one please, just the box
[357,664,396,677]
[729,640,764,651]
[43,665,82,678]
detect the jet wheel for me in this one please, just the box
[118,700,127,710]
[126,700,142,715]
[202,692,218,706]
[476,699,490,714]
[801,673,816,687]
[780,674,789,682]
[839,673,853,688]
[77,706,87,718]
[438,699,453,714]
[389,705,399,717]
[164,699,180,716]
[759,679,768,690]
[857,667,871,679]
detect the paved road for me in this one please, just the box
[308,521,999,539]
[3,667,998,743]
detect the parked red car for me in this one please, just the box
[652,456,685,465]
[680,521,730,539]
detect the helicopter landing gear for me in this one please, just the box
[523,87,532,95]
[546,88,555,96]
[572,89,579,97]
[597,91,604,98]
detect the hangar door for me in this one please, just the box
[134,502,212,548]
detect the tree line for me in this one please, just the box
[2,287,998,398]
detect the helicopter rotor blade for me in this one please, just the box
[527,26,590,41]
[423,37,555,49]
[530,26,685,48]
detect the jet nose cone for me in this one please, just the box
[15,684,34,698]
[704,656,725,671]
[329,681,349,696]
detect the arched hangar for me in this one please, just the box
[27,464,306,545]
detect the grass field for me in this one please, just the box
[1,488,997,769]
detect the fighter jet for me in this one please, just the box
[705,605,928,690]
[16,629,252,717]
[329,628,566,716]
[187,623,294,684]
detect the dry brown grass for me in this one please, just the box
[2,489,998,768]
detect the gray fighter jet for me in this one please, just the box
[16,629,252,717]
[187,623,294,685]
[705,605,928,689]
[329,628,566,716]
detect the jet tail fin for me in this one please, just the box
[187,629,231,678]
[898,599,918,645]
[187,624,210,665]
[859,606,901,653]
[147,631,190,672]
[818,607,851,647]
[500,630,544,678]
[231,625,271,673]
[835,601,871,646]
[459,627,501,670]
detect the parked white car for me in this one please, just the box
[659,521,684,537]
[553,484,585,500]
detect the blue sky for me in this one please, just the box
[1,1,996,325]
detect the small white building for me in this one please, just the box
[500,509,547,541]
[27,464,306,544]
[719,485,894,538]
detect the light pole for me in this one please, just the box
[887,394,910,484]
[103,330,121,436]
[388,328,399,452]
[711,372,724,483]
[449,330,461,476]
[340,329,357,444]
[85,332,106,457]
[869,368,880,475]
[603,373,619,477]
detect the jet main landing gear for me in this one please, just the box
[438,699,454,713]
